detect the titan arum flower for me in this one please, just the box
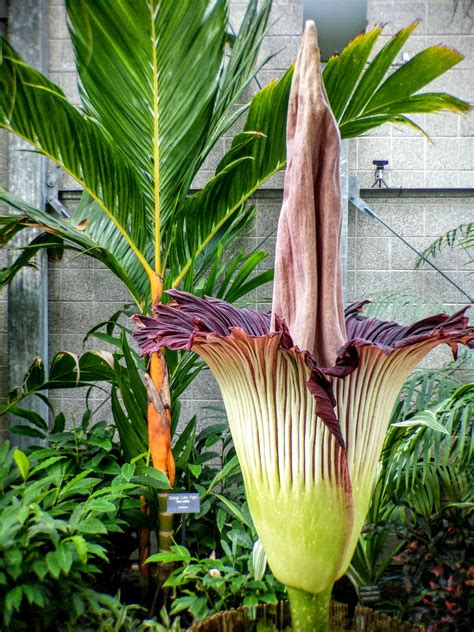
[134,22,474,632]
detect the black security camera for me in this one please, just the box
[372,160,389,188]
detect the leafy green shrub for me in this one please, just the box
[0,435,144,629]
[148,541,285,624]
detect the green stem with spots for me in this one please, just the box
[287,585,333,632]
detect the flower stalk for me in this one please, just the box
[287,586,332,632]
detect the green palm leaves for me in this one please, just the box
[0,0,288,309]
[1,14,470,305]
[0,38,148,258]
[323,22,470,138]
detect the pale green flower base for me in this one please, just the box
[287,585,333,632]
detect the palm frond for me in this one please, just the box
[169,68,292,287]
[67,0,228,259]
[202,0,273,154]
[382,384,474,501]
[322,23,470,139]
[0,38,150,266]
[0,189,146,305]
[1,350,114,416]
[415,222,474,269]
[361,291,447,324]
[391,352,469,422]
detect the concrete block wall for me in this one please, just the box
[2,0,473,430]
[347,193,473,308]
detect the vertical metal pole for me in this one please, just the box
[7,0,49,444]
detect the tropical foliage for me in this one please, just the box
[321,21,469,138]
[0,0,293,500]
[0,0,288,310]
[0,5,472,626]
[0,431,145,629]
[1,17,469,298]
[347,364,473,622]
[416,222,474,270]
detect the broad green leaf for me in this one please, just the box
[5,586,23,613]
[205,454,241,494]
[32,560,48,581]
[70,535,88,564]
[147,545,192,565]
[79,518,107,535]
[55,542,74,574]
[243,594,259,607]
[23,584,45,608]
[13,449,30,481]
[121,463,136,482]
[7,406,47,430]
[46,551,61,578]
[393,411,450,435]
[10,425,47,439]
[134,465,170,490]
[213,493,253,529]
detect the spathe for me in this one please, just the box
[271,21,346,368]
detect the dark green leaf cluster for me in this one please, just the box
[394,506,473,631]
[0,406,183,630]
[0,433,144,629]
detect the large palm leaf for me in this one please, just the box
[0,0,285,307]
[66,0,226,245]
[0,191,148,305]
[0,39,149,264]
[323,22,469,138]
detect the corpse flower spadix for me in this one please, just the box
[134,22,474,631]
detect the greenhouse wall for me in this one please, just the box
[0,0,473,435]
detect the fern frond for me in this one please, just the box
[415,222,474,269]
[362,292,447,325]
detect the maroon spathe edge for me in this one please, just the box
[133,290,474,448]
